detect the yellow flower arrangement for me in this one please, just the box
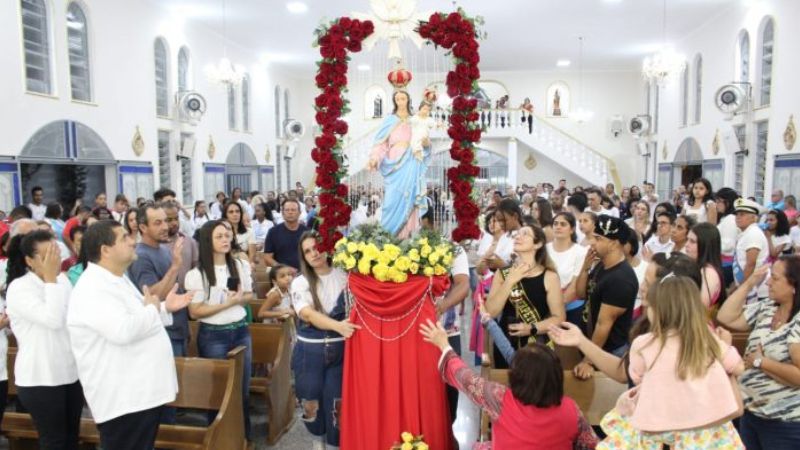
[391,432,428,450]
[333,224,460,283]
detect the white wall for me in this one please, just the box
[654,0,799,199]
[0,0,306,203]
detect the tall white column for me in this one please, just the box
[507,137,518,188]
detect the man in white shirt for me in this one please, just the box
[67,220,192,450]
[27,186,47,221]
[584,188,616,217]
[733,198,769,302]
[643,212,675,260]
[643,182,659,221]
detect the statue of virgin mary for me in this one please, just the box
[367,89,434,238]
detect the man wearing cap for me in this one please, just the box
[733,198,769,302]
[574,215,639,379]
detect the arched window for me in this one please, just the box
[154,38,169,116]
[737,30,750,83]
[680,65,689,127]
[66,2,91,101]
[177,46,190,92]
[20,0,52,94]
[227,84,237,130]
[693,54,702,124]
[757,17,774,106]
[241,75,250,132]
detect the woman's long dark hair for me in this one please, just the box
[768,209,790,237]
[196,220,239,294]
[691,223,727,304]
[297,231,330,313]
[223,201,248,235]
[256,202,274,223]
[714,187,739,219]
[44,202,62,220]
[535,198,554,227]
[2,231,54,297]
[123,208,138,235]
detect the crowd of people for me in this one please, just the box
[0,175,798,449]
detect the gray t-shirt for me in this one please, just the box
[128,242,188,341]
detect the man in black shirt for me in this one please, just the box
[263,199,307,270]
[574,215,638,379]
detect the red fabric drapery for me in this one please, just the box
[341,273,453,450]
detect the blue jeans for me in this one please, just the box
[197,322,252,440]
[292,327,345,447]
[740,410,800,450]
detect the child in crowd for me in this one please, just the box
[598,274,745,449]
[257,264,294,323]
[193,200,210,230]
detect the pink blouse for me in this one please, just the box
[369,121,412,163]
[628,333,741,432]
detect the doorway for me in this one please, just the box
[680,164,703,188]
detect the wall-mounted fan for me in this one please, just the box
[283,119,305,141]
[714,83,750,116]
[628,115,651,136]
[176,91,207,124]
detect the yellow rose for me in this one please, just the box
[334,237,348,249]
[401,432,414,443]
[372,263,390,282]
[332,252,345,264]
[345,256,356,270]
[392,271,408,283]
[358,259,371,275]
[347,242,358,254]
[423,266,434,277]
[434,265,447,276]
[395,256,411,272]
[417,444,429,450]
[408,248,420,262]
[418,237,429,246]
[420,245,432,258]
[428,251,440,265]
[401,443,413,450]
[377,252,392,267]
[409,262,420,274]
[383,244,402,260]
[358,242,367,252]
[442,253,453,266]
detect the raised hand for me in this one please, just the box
[142,285,161,310]
[506,262,531,285]
[30,241,61,283]
[164,283,192,312]
[171,237,184,268]
[419,319,448,350]
[748,265,770,289]
[547,322,585,348]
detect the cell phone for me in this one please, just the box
[227,276,240,292]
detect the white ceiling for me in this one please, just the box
[151,0,738,75]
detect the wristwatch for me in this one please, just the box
[753,357,763,369]
[530,323,538,336]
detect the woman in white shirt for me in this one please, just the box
[714,188,740,287]
[766,209,793,263]
[251,203,274,252]
[625,200,651,240]
[4,231,81,448]
[292,231,358,450]
[185,220,255,441]
[546,212,588,330]
[209,191,227,220]
[192,200,210,230]
[223,201,257,265]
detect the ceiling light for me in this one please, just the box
[357,64,371,71]
[556,59,571,67]
[642,0,686,84]
[286,2,308,14]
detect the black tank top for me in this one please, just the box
[498,271,550,350]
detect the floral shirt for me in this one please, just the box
[439,349,598,449]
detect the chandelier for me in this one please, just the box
[642,47,685,84]
[205,0,244,86]
[642,0,685,84]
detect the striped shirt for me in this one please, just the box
[739,300,800,421]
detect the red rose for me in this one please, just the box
[332,120,348,135]
[336,184,348,197]
[347,40,362,52]
[338,17,352,29]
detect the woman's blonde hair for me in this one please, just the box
[645,275,721,380]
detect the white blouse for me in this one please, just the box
[6,272,78,387]
[291,268,347,316]
[185,260,252,325]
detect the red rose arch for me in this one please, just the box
[311,10,483,252]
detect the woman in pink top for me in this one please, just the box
[420,319,598,450]
[599,275,745,449]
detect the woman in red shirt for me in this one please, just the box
[420,319,597,449]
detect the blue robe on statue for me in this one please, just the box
[371,114,431,236]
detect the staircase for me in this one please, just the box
[341,108,621,189]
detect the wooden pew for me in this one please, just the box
[478,367,626,442]
[3,347,247,450]
[249,321,295,445]
[252,264,271,300]
[731,331,749,356]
